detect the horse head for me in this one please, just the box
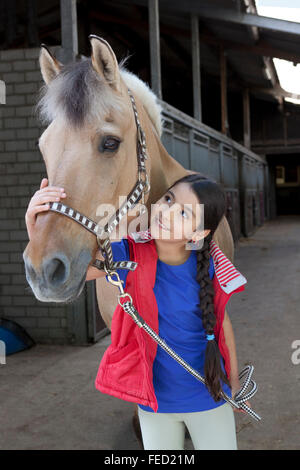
[23,35,163,303]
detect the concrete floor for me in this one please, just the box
[0,215,299,450]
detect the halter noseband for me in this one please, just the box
[47,88,150,273]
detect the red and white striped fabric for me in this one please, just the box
[130,229,153,243]
[129,229,247,294]
[209,240,247,294]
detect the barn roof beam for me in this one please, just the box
[82,9,300,64]
[239,0,260,43]
[252,85,300,102]
[199,30,300,64]
[167,2,300,36]
[238,1,280,101]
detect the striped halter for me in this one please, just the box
[47,88,150,274]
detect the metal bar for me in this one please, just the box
[60,0,81,343]
[148,0,162,99]
[283,113,287,147]
[188,128,193,169]
[220,46,229,136]
[4,0,17,46]
[243,88,251,149]
[219,144,224,185]
[27,0,39,46]
[60,0,78,63]
[191,14,202,122]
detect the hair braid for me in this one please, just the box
[196,232,230,401]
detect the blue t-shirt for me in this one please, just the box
[108,238,231,413]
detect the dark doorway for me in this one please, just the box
[268,154,300,215]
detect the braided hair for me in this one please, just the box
[167,173,230,401]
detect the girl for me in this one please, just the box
[25,173,250,450]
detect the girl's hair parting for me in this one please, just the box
[167,172,230,401]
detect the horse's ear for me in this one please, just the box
[89,35,122,93]
[39,44,62,85]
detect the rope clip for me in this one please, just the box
[104,269,125,294]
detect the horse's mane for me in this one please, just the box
[36,55,163,137]
[119,63,163,137]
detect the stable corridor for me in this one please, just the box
[0,216,299,450]
[230,215,300,449]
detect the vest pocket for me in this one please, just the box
[106,340,139,365]
[104,339,144,395]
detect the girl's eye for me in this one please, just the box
[164,195,171,203]
[181,209,188,219]
[100,136,121,153]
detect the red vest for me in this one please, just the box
[95,234,246,413]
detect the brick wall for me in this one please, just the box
[0,46,83,345]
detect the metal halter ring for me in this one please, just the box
[103,269,124,291]
[118,293,133,307]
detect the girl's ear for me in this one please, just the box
[191,229,211,243]
[186,229,210,251]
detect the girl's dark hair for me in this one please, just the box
[167,172,229,401]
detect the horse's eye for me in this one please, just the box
[100,136,121,153]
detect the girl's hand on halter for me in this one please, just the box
[25,178,66,240]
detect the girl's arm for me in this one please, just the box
[86,250,107,281]
[25,177,107,282]
[223,309,251,412]
[223,309,240,392]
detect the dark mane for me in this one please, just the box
[36,57,126,128]
[56,58,98,127]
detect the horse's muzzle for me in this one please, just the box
[23,249,90,303]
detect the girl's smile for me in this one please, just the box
[154,213,170,232]
[150,182,203,242]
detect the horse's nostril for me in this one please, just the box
[25,262,37,282]
[45,257,69,286]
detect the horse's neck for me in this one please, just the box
[145,119,188,208]
[139,111,234,261]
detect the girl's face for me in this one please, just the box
[150,182,209,242]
